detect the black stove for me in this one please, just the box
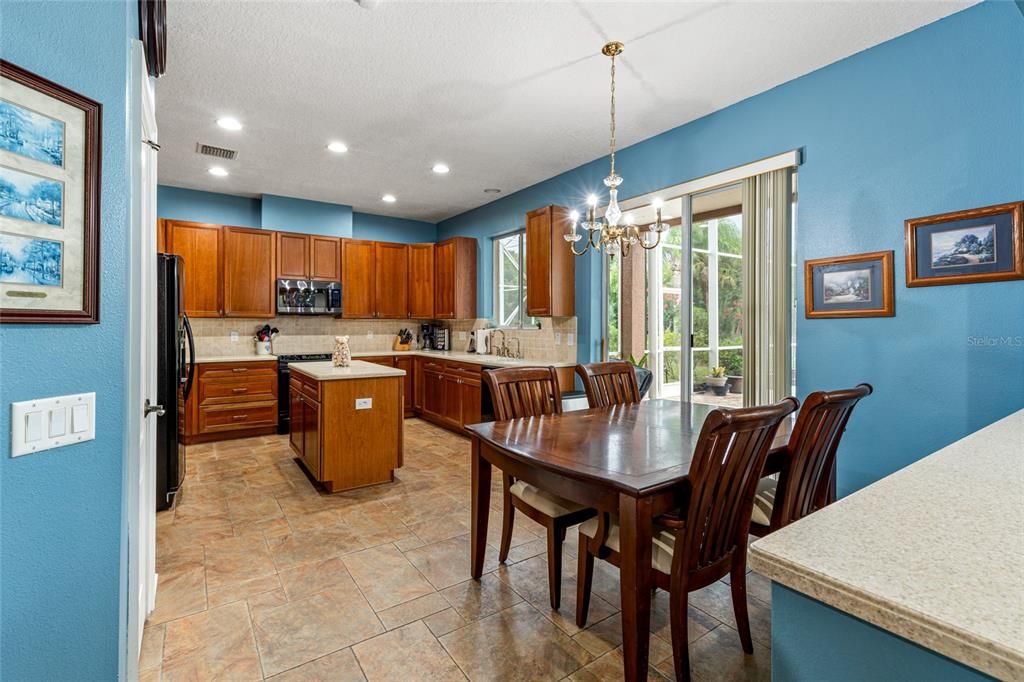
[277,353,332,434]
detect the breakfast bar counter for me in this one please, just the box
[749,409,1024,680]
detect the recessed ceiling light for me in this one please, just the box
[208,166,229,177]
[216,117,242,131]
[381,194,397,203]
[483,188,501,194]
[432,163,450,174]
[327,141,348,153]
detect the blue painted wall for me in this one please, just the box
[261,193,353,237]
[439,1,1024,495]
[156,186,436,242]
[0,1,135,679]
[157,185,261,227]
[353,211,437,243]
[772,585,992,680]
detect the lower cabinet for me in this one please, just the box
[288,374,322,479]
[418,359,483,433]
[395,357,414,417]
[185,360,278,444]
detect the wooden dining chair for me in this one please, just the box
[482,366,597,610]
[575,361,642,408]
[575,398,799,682]
[750,383,873,536]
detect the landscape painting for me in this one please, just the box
[822,268,871,304]
[0,166,63,227]
[0,232,63,286]
[929,224,995,268]
[0,100,64,167]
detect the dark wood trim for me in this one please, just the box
[905,201,1024,287]
[804,250,895,319]
[0,60,102,324]
[693,204,742,223]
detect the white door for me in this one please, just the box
[124,40,159,676]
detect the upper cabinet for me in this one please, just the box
[166,220,223,317]
[341,239,376,318]
[277,232,341,281]
[309,236,341,280]
[526,205,574,317]
[223,227,276,317]
[375,242,409,319]
[408,244,435,319]
[434,237,477,320]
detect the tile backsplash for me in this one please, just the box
[189,315,577,364]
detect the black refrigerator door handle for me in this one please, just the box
[182,313,196,401]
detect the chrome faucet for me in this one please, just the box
[492,329,507,357]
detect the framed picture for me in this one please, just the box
[805,250,894,319]
[0,60,100,324]
[905,201,1023,287]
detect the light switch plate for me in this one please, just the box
[355,398,372,410]
[567,333,575,345]
[10,392,95,457]
[554,332,561,345]
[230,331,239,343]
[458,331,467,341]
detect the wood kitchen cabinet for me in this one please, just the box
[375,242,409,319]
[342,239,376,318]
[288,373,322,479]
[418,359,482,432]
[223,227,276,317]
[395,356,414,416]
[526,205,575,317]
[185,360,279,444]
[278,233,342,281]
[413,356,426,411]
[166,220,223,317]
[408,244,435,318]
[434,237,477,319]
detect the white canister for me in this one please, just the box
[256,340,272,355]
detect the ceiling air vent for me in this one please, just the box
[196,143,237,160]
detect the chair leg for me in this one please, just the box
[576,531,594,628]
[546,522,564,610]
[670,580,691,682]
[730,560,754,654]
[498,474,515,563]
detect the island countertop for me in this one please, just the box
[289,360,405,381]
[748,409,1024,680]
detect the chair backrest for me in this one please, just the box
[773,383,873,528]
[576,361,642,408]
[680,398,799,575]
[483,366,563,421]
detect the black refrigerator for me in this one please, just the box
[156,254,195,511]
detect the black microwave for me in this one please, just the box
[276,279,342,315]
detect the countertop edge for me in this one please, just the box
[748,543,1023,680]
[289,362,405,380]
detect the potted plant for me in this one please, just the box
[706,366,730,397]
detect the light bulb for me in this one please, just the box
[587,194,599,207]
[208,166,228,177]
[651,197,663,210]
[216,117,242,131]
[327,141,348,153]
[570,210,580,222]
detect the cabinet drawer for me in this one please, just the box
[199,375,276,405]
[423,360,446,373]
[199,362,277,380]
[446,360,481,375]
[198,401,278,433]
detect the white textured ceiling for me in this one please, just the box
[156,0,975,223]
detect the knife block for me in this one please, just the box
[392,337,413,351]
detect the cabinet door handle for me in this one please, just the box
[232,414,248,421]
[232,368,248,373]
[232,387,248,393]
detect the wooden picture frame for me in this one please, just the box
[805,250,894,319]
[905,201,1023,287]
[0,60,101,324]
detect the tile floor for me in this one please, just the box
[145,419,773,681]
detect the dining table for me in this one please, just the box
[466,399,794,682]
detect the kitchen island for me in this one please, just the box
[749,409,1024,681]
[288,360,405,493]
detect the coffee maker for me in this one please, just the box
[419,323,435,350]
[420,323,450,351]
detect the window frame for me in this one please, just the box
[492,230,539,330]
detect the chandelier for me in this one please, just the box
[566,41,668,258]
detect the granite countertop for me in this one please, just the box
[195,349,575,368]
[289,360,405,381]
[748,409,1024,680]
[193,354,278,364]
